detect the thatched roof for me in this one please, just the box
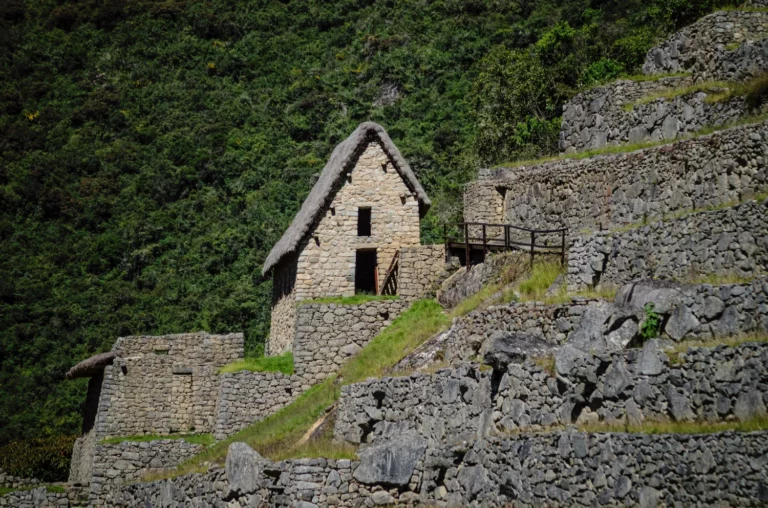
[66,352,117,379]
[262,122,431,275]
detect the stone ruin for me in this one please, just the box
[6,4,768,507]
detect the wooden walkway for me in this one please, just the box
[444,222,567,269]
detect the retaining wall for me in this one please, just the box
[336,341,768,446]
[108,429,768,507]
[643,10,768,80]
[443,299,596,363]
[213,371,296,440]
[560,78,750,153]
[567,199,768,291]
[464,120,768,234]
[292,299,408,390]
[89,439,203,505]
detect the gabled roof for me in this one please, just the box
[262,122,431,275]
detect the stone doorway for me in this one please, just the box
[355,249,378,294]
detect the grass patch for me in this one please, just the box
[0,485,66,496]
[666,331,768,365]
[299,294,399,306]
[164,299,449,479]
[517,260,565,302]
[219,352,294,375]
[532,356,556,377]
[622,80,732,111]
[619,72,692,83]
[578,416,768,435]
[683,272,761,285]
[100,434,215,447]
[448,282,503,318]
[543,286,618,305]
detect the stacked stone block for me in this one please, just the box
[292,300,407,390]
[94,333,243,439]
[213,371,296,440]
[643,10,768,80]
[560,78,751,153]
[89,439,203,506]
[465,120,768,232]
[397,244,448,300]
[111,429,768,507]
[568,199,768,290]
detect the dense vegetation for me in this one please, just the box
[0,0,740,445]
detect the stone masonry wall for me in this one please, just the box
[643,10,768,80]
[293,141,421,300]
[442,298,597,364]
[336,341,768,446]
[111,430,768,507]
[560,79,750,153]
[267,260,297,357]
[292,299,408,390]
[68,429,96,485]
[0,488,84,508]
[89,439,204,506]
[465,120,768,233]
[213,371,296,440]
[397,244,448,300]
[568,199,768,290]
[94,333,243,438]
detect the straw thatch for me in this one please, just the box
[66,351,117,379]
[262,122,431,275]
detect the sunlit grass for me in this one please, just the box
[100,434,216,447]
[542,286,618,305]
[218,352,294,375]
[448,282,503,318]
[517,260,565,302]
[159,300,449,480]
[619,71,692,82]
[300,294,399,305]
[578,416,768,435]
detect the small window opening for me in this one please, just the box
[355,249,377,294]
[358,207,372,236]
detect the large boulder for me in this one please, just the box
[353,434,427,486]
[226,442,270,496]
[614,280,687,315]
[482,331,557,370]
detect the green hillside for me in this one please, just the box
[0,0,737,443]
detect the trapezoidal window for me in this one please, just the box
[357,207,372,237]
[355,249,377,295]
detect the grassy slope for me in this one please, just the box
[219,352,294,375]
[167,299,449,476]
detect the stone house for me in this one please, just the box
[262,122,432,356]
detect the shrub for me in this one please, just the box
[0,435,77,483]
[640,302,661,341]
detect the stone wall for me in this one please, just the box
[94,333,243,438]
[267,261,297,356]
[213,371,296,440]
[89,439,204,506]
[292,299,407,390]
[559,78,750,153]
[568,199,768,291]
[0,487,85,507]
[0,471,41,490]
[643,10,768,80]
[336,340,768,445]
[397,244,448,300]
[293,141,421,301]
[109,429,768,507]
[465,120,768,234]
[68,430,96,485]
[443,298,596,363]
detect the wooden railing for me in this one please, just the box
[443,222,567,270]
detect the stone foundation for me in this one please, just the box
[292,300,407,390]
[567,199,768,291]
[214,371,296,440]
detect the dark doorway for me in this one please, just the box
[355,249,377,294]
[358,207,372,236]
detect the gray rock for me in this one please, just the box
[637,340,664,375]
[606,318,638,348]
[615,475,632,498]
[482,332,557,370]
[665,305,700,340]
[638,486,662,508]
[353,434,427,486]
[602,360,632,398]
[225,442,269,496]
[371,491,395,505]
[555,345,590,377]
[458,464,490,500]
[615,280,686,315]
[734,391,768,421]
[667,389,695,421]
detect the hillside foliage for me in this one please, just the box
[0,0,740,444]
